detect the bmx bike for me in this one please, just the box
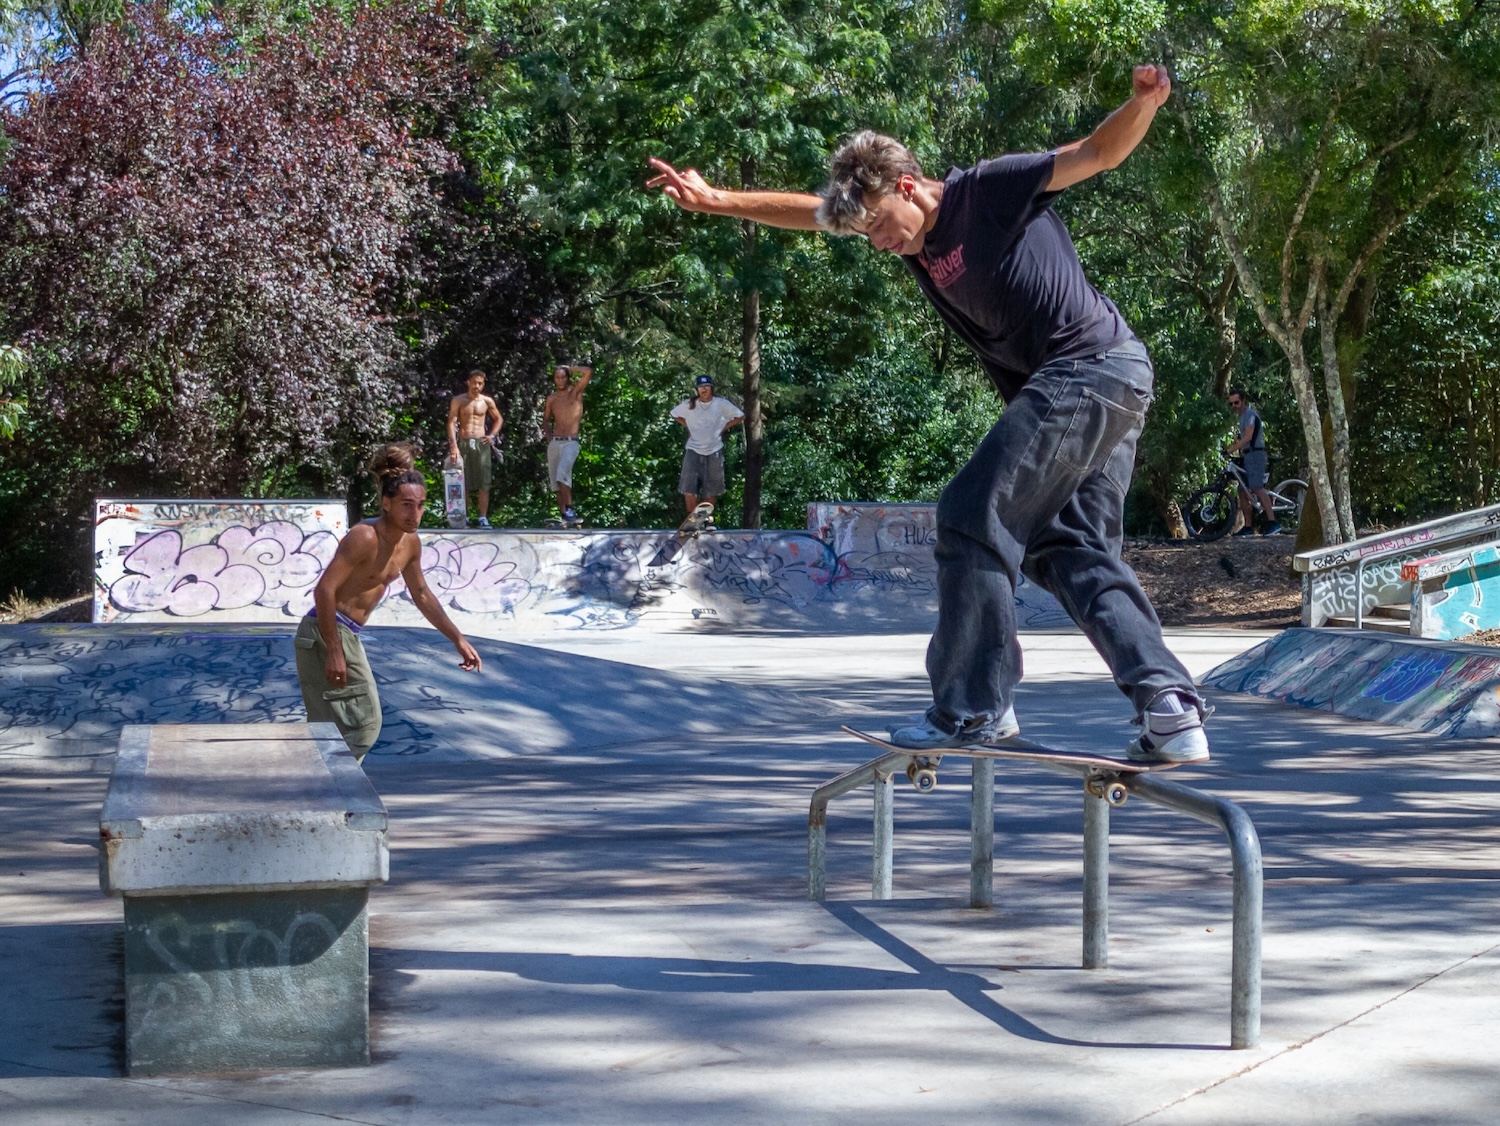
[1182,460,1306,542]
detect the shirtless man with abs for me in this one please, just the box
[543,363,592,525]
[447,370,503,528]
[295,443,482,760]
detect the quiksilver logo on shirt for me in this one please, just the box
[922,244,967,287]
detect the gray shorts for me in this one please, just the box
[1240,450,1268,491]
[548,437,580,489]
[679,449,725,497]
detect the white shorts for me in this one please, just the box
[548,437,580,489]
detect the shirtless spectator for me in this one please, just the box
[543,363,592,525]
[447,370,503,528]
[295,443,482,760]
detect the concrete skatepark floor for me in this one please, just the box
[2,625,1500,1124]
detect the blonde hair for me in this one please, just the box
[816,131,924,233]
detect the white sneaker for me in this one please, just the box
[1126,703,1210,763]
[477,516,491,528]
[888,707,1020,750]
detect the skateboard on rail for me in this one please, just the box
[442,459,466,529]
[647,501,715,567]
[842,725,1183,806]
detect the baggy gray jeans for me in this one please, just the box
[925,339,1201,736]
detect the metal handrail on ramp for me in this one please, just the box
[807,745,1263,1049]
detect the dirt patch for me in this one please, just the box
[1461,629,1500,648]
[1123,536,1301,630]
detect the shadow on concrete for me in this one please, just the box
[0,921,122,1079]
[373,929,1225,1053]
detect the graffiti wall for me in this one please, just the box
[1406,543,1500,641]
[95,499,347,624]
[1295,504,1500,627]
[94,500,1072,635]
[1201,627,1500,738]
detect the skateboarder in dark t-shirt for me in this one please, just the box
[648,65,1208,764]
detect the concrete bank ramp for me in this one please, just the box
[1202,626,1500,737]
[0,624,820,773]
[92,498,1072,635]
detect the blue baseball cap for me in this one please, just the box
[695,374,714,387]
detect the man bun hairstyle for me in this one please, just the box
[368,442,425,498]
[816,131,924,234]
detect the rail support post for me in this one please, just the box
[1082,788,1109,968]
[872,769,894,900]
[970,756,994,908]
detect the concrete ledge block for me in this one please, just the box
[124,888,369,1075]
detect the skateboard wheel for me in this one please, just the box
[1106,783,1129,806]
[908,766,938,793]
[1085,778,1105,799]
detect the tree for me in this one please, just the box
[0,0,469,593]
[1168,0,1500,544]
[471,0,947,526]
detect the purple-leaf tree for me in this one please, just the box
[0,0,466,495]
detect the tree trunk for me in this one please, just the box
[740,219,763,530]
[1161,496,1190,540]
[1210,266,1238,397]
[1285,343,1341,548]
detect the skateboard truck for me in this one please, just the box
[1084,773,1131,806]
[904,755,940,793]
[901,753,1130,806]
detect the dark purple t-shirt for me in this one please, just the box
[902,152,1133,403]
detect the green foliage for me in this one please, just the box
[3,0,1500,596]
[1353,177,1500,522]
[0,343,22,438]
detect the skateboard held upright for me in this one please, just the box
[442,458,466,529]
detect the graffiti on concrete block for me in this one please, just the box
[388,536,537,615]
[1408,543,1500,640]
[95,500,346,623]
[108,523,338,617]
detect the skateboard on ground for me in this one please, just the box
[647,502,715,567]
[543,514,584,529]
[442,460,466,529]
[842,725,1184,806]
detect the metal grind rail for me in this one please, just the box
[807,746,1263,1049]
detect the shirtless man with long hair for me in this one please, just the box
[295,443,482,759]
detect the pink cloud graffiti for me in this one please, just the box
[386,538,532,613]
[109,521,339,616]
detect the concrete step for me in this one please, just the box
[1369,603,1412,621]
[1325,615,1411,634]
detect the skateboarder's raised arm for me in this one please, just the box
[1047,65,1171,191]
[648,158,824,231]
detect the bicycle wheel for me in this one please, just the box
[1271,479,1307,531]
[1184,483,1239,541]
